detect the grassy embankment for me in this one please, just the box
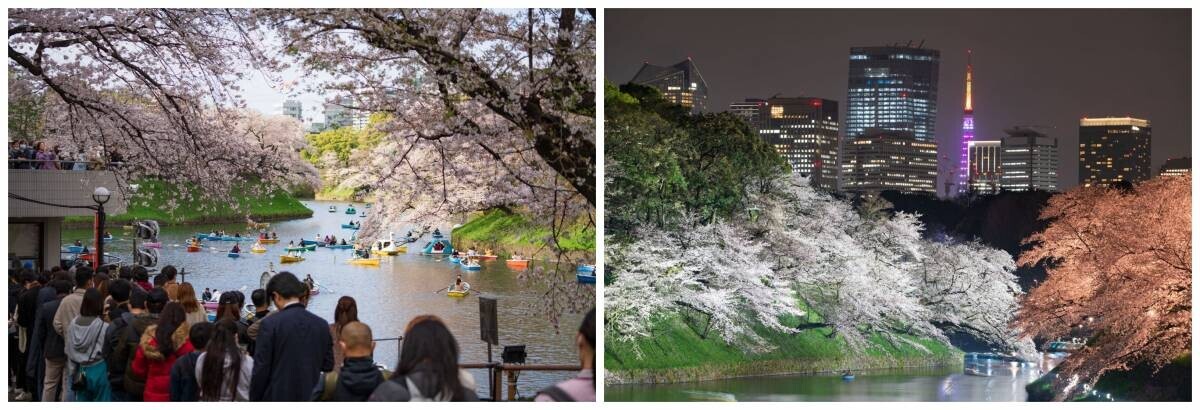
[605,301,962,384]
[450,208,595,261]
[64,179,313,227]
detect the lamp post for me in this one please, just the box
[93,187,111,268]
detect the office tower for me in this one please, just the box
[729,98,767,130]
[742,97,840,191]
[846,44,940,141]
[323,98,354,130]
[842,129,938,195]
[956,50,975,196]
[630,58,709,114]
[1078,117,1152,187]
[282,99,303,123]
[1001,128,1059,192]
[1159,157,1190,177]
[967,140,1002,194]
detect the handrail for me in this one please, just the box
[460,361,584,401]
[8,158,125,170]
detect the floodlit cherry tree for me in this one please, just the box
[606,175,1028,355]
[1016,175,1191,399]
[256,9,596,242]
[7,9,308,206]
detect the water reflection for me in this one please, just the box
[607,354,1062,402]
[66,200,590,398]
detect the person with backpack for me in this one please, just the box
[110,288,168,401]
[131,302,194,401]
[535,308,595,402]
[249,272,333,401]
[313,321,386,401]
[168,322,213,401]
[65,289,112,401]
[368,315,477,401]
[196,319,254,401]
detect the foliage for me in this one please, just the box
[1015,175,1191,399]
[66,179,312,225]
[604,81,787,237]
[451,208,594,253]
[8,70,44,140]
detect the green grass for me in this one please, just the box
[314,185,357,201]
[65,179,312,226]
[452,208,595,253]
[606,300,958,372]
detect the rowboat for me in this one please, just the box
[201,300,219,311]
[280,255,304,263]
[348,257,381,266]
[396,244,408,253]
[227,252,241,258]
[461,262,482,271]
[373,238,399,255]
[65,245,84,253]
[187,245,201,253]
[577,264,596,273]
[257,238,280,244]
[446,283,471,298]
[300,239,320,246]
[328,205,337,213]
[506,259,530,269]
[284,244,317,252]
[576,272,596,284]
[345,206,357,215]
[102,235,113,243]
[143,242,162,249]
[449,256,461,263]
[327,244,354,249]
[341,223,360,230]
[365,203,372,209]
[250,244,267,254]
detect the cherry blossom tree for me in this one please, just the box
[257,9,595,241]
[1016,175,1191,399]
[7,9,303,208]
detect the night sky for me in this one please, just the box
[605,9,1191,189]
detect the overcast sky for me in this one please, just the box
[605,9,1191,189]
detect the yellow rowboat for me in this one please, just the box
[371,249,398,256]
[397,245,408,253]
[446,290,469,298]
[280,255,304,263]
[250,244,267,254]
[258,238,280,244]
[348,257,381,266]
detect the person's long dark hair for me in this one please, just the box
[333,296,358,338]
[579,308,596,387]
[154,302,187,356]
[395,315,464,400]
[199,319,242,401]
[215,292,240,322]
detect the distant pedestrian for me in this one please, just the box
[196,319,253,401]
[131,303,193,402]
[369,315,477,401]
[249,272,333,401]
[535,308,595,402]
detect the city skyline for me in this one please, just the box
[605,9,1191,190]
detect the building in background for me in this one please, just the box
[282,99,303,123]
[1159,157,1191,177]
[739,97,840,191]
[845,44,940,141]
[729,98,767,130]
[955,50,976,196]
[1001,127,1059,192]
[966,139,1002,194]
[842,129,938,195]
[630,58,709,114]
[1078,117,1152,187]
[323,98,354,130]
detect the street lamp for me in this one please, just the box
[93,187,111,268]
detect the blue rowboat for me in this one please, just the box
[449,256,461,263]
[341,224,360,230]
[462,264,482,271]
[577,264,596,273]
[300,239,319,246]
[227,252,241,258]
[65,245,84,253]
[327,244,354,249]
[576,272,596,284]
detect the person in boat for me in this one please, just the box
[74,239,83,247]
[452,275,467,292]
[234,233,241,238]
[104,231,113,238]
[338,238,347,246]
[203,288,213,302]
[466,248,477,257]
[303,275,315,293]
[231,244,241,254]
[271,232,278,240]
[512,252,523,260]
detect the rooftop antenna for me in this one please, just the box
[906,40,913,47]
[918,39,926,48]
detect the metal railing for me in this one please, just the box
[8,158,124,170]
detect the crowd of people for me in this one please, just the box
[7,140,122,170]
[8,264,595,402]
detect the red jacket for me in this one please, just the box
[132,323,194,402]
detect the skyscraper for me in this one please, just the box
[1078,117,1152,187]
[738,97,840,191]
[282,99,303,123]
[1001,128,1058,192]
[967,140,1002,194]
[956,50,976,196]
[630,58,709,114]
[845,44,940,141]
[842,130,938,195]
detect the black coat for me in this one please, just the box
[169,351,201,401]
[312,357,385,401]
[32,295,66,361]
[249,303,333,401]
